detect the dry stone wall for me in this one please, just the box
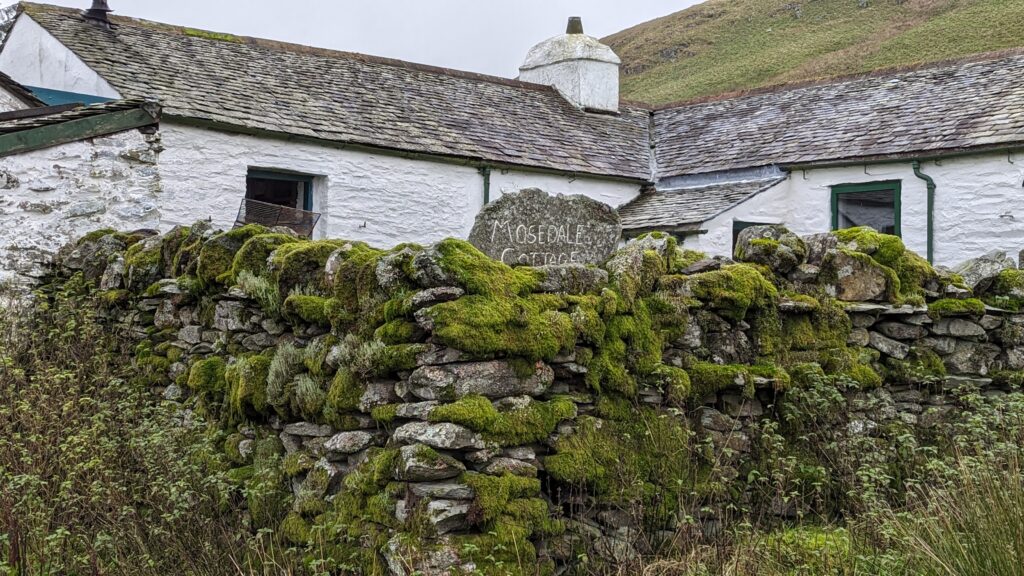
[46,220,1024,575]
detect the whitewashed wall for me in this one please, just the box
[0,14,121,98]
[0,130,162,283]
[685,152,1024,267]
[0,86,30,112]
[159,123,641,248]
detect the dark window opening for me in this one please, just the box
[246,170,313,211]
[831,181,901,237]
[238,169,320,237]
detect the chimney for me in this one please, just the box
[82,0,112,26]
[519,17,621,113]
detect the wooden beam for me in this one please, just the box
[0,108,158,158]
[0,103,82,122]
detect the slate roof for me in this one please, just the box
[0,69,45,107]
[618,178,785,231]
[654,51,1024,177]
[0,98,155,134]
[18,3,652,180]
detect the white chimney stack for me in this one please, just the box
[519,17,621,113]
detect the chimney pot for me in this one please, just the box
[566,17,584,35]
[83,0,112,26]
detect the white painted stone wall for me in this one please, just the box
[684,151,1024,267]
[0,130,162,283]
[158,123,641,247]
[0,14,121,98]
[0,86,30,112]
[518,60,620,112]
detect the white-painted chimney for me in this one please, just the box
[519,17,621,113]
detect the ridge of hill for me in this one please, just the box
[604,0,1024,105]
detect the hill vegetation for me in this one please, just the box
[605,0,1024,105]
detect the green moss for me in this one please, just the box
[428,294,574,362]
[427,239,541,298]
[187,356,227,394]
[125,241,162,274]
[684,264,778,320]
[282,452,316,478]
[928,297,986,318]
[566,295,606,344]
[225,354,271,421]
[687,361,789,400]
[649,364,692,406]
[462,472,542,525]
[282,294,333,326]
[280,511,311,545]
[245,448,289,530]
[183,27,242,42]
[324,369,363,418]
[428,395,576,446]
[270,239,347,296]
[545,407,699,529]
[78,228,119,244]
[224,433,248,464]
[329,242,387,313]
[585,298,663,397]
[370,403,399,423]
[985,269,1024,311]
[377,344,426,374]
[373,319,420,345]
[230,233,301,281]
[98,289,130,306]
[669,247,708,273]
[197,224,269,286]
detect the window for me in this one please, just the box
[246,169,314,211]
[831,181,901,236]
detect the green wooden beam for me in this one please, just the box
[0,107,158,158]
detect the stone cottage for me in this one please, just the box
[1,1,1023,281]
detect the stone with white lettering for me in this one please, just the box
[468,188,621,266]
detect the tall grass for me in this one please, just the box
[0,281,297,576]
[890,454,1024,576]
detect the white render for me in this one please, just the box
[520,30,620,112]
[0,130,162,282]
[683,151,1024,267]
[158,123,642,247]
[0,85,30,112]
[0,14,121,98]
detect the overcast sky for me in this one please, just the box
[1,1,700,76]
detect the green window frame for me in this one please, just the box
[247,169,314,211]
[830,180,901,237]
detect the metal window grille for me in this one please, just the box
[235,198,321,238]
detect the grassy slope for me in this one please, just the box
[605,0,1024,105]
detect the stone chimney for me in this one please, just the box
[519,17,621,113]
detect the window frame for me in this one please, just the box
[246,169,315,211]
[830,180,902,237]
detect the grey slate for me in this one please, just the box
[618,178,785,230]
[654,51,1024,177]
[21,3,651,180]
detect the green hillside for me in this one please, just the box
[605,0,1024,105]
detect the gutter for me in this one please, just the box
[912,160,936,264]
[478,166,492,205]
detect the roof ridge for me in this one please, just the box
[18,2,566,96]
[653,47,1024,112]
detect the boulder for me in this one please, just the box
[407,361,553,402]
[952,250,1016,293]
[868,332,910,359]
[395,443,465,481]
[944,341,1001,375]
[875,321,928,341]
[825,250,893,302]
[410,481,475,500]
[283,422,333,437]
[931,318,986,338]
[393,421,484,451]
[324,431,375,455]
[734,225,807,274]
[425,500,472,535]
[803,233,838,266]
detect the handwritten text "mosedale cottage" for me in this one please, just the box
[489,221,590,266]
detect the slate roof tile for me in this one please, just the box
[21,3,652,180]
[618,178,786,231]
[654,52,1024,177]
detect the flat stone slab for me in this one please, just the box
[468,188,621,266]
[407,360,554,401]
